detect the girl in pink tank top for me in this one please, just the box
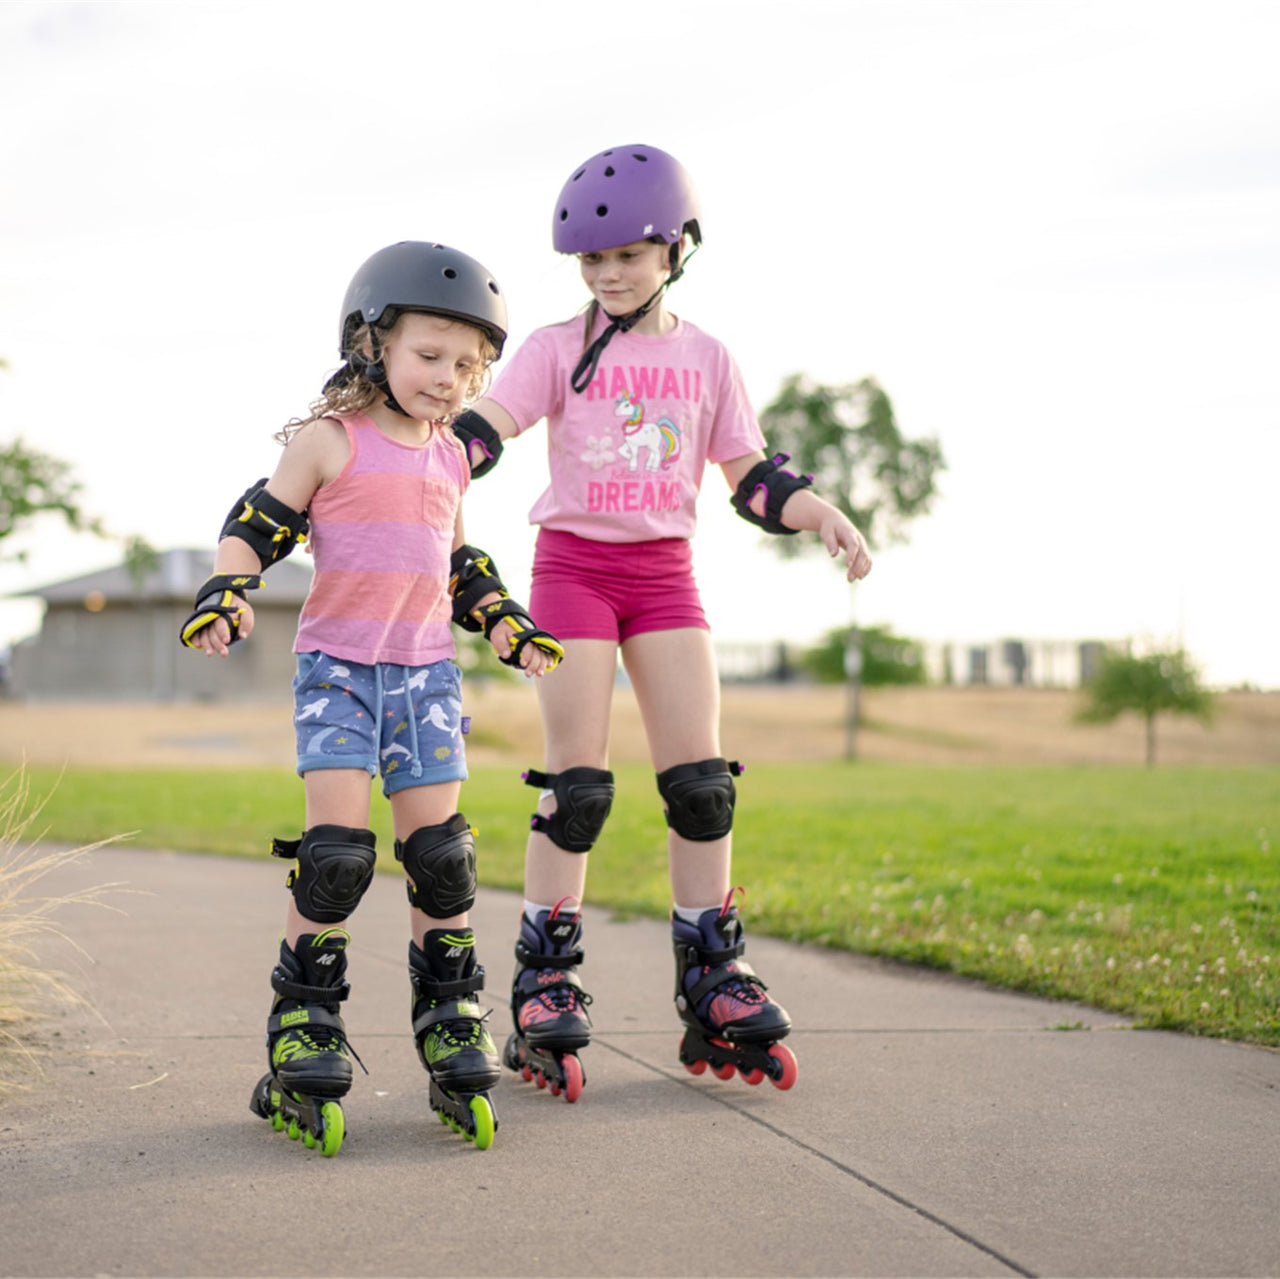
[180,242,561,1151]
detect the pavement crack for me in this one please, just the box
[597,1037,1037,1278]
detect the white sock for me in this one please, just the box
[523,900,556,922]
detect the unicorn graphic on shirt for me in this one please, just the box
[613,393,682,473]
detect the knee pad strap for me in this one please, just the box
[272,825,377,923]
[656,758,743,842]
[524,766,615,853]
[394,814,477,917]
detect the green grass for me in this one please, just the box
[12,761,1279,1047]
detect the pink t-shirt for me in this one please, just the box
[293,413,468,666]
[489,312,765,543]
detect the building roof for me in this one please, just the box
[11,547,314,605]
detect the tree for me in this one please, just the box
[757,374,945,756]
[799,624,927,686]
[0,436,106,562]
[757,375,944,554]
[3,358,156,578]
[1076,646,1214,767]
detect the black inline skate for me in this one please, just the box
[503,899,591,1103]
[249,929,363,1156]
[409,929,501,1148]
[672,890,797,1089]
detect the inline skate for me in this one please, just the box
[503,899,590,1102]
[409,929,500,1148]
[249,929,362,1156]
[672,890,797,1089]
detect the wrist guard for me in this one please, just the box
[448,544,507,631]
[730,453,813,534]
[180,573,264,648]
[221,479,309,569]
[451,410,503,478]
[475,598,565,671]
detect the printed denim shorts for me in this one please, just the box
[293,652,468,795]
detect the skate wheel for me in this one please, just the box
[287,1117,302,1140]
[468,1096,496,1150]
[684,1058,708,1076]
[712,1062,736,1081]
[561,1053,584,1104]
[271,1111,286,1132]
[535,1070,548,1090]
[318,1102,345,1156]
[741,1067,766,1085]
[521,1064,534,1082]
[303,1129,317,1149]
[767,1043,798,1091]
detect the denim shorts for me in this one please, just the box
[293,652,468,795]
[529,528,709,642]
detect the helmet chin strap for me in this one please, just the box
[570,244,699,395]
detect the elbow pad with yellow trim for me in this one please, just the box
[221,479,309,569]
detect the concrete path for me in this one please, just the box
[2,846,1277,1278]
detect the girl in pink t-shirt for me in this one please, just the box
[457,146,872,1101]
[180,242,560,1152]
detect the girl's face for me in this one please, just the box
[579,240,671,316]
[381,312,484,422]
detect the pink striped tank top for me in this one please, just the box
[293,413,469,666]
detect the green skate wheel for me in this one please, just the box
[271,1110,285,1131]
[469,1095,495,1150]
[303,1129,317,1149]
[318,1102,345,1157]
[287,1117,301,1140]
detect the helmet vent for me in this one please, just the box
[633,153,649,162]
[604,166,615,177]
[595,205,609,218]
[487,281,500,295]
[443,268,458,279]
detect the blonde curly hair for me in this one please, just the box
[276,311,497,444]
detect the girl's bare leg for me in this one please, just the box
[621,628,730,908]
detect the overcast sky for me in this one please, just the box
[1,0,1277,688]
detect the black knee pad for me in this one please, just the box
[524,766,615,853]
[272,825,377,923]
[656,758,743,842]
[394,813,477,917]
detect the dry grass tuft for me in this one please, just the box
[0,766,129,1091]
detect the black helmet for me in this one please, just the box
[339,241,508,359]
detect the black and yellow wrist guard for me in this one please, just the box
[179,573,265,648]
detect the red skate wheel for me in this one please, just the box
[561,1053,584,1103]
[712,1062,736,1081]
[767,1043,798,1090]
[684,1058,708,1076]
[741,1067,766,1085]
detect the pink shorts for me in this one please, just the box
[529,528,709,642]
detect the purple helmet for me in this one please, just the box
[552,144,702,254]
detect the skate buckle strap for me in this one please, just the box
[267,1005,347,1037]
[270,972,351,1004]
[684,960,766,1010]
[412,967,486,1002]
[413,1000,491,1038]
[515,937,585,970]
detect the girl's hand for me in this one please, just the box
[194,601,255,657]
[488,619,559,677]
[820,512,873,582]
